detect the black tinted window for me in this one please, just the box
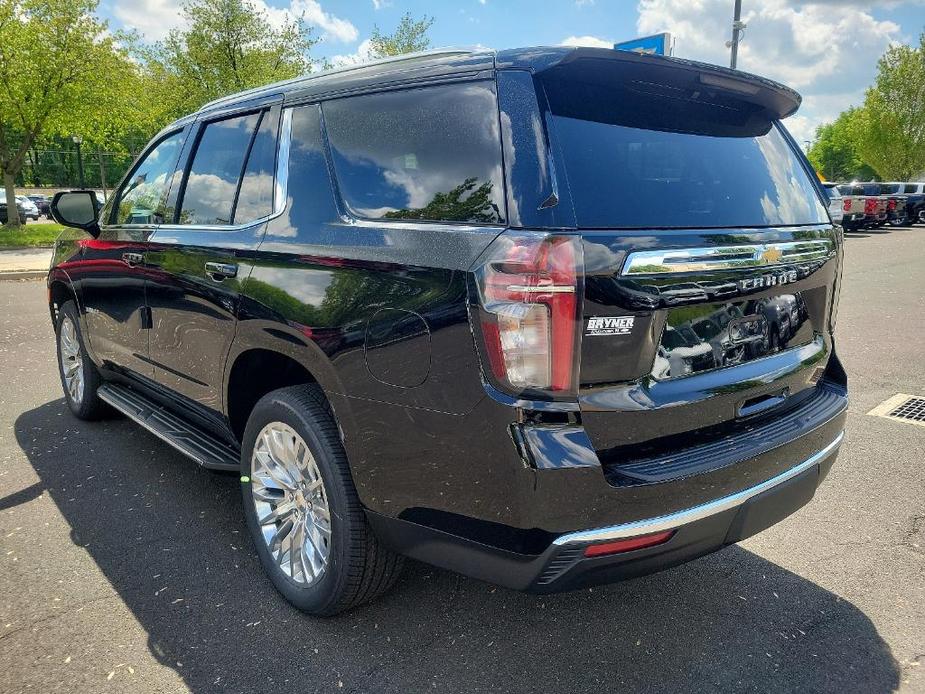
[904,184,918,194]
[881,184,900,194]
[234,111,277,223]
[113,131,184,225]
[548,86,827,228]
[180,112,260,225]
[323,83,505,224]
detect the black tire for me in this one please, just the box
[241,384,403,616]
[55,300,109,420]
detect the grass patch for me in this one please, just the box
[0,223,66,248]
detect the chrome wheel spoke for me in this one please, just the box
[59,316,84,405]
[250,422,332,587]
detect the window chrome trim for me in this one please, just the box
[155,107,293,234]
[552,431,844,546]
[622,239,834,275]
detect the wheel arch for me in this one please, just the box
[223,325,350,444]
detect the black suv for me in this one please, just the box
[48,47,847,616]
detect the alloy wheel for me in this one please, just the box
[59,315,84,404]
[250,422,332,586]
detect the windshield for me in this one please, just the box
[547,85,827,229]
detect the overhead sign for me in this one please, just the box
[614,33,672,56]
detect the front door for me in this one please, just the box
[78,128,188,380]
[145,106,280,416]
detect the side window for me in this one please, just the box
[234,110,278,223]
[113,131,185,225]
[322,82,506,224]
[178,112,261,225]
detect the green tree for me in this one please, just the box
[145,0,319,121]
[368,12,434,59]
[807,110,865,181]
[383,178,503,224]
[0,0,139,226]
[856,32,925,180]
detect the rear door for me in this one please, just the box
[539,70,837,454]
[145,103,281,416]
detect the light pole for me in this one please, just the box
[72,135,85,189]
[727,0,746,69]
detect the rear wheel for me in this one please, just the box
[55,301,108,420]
[241,384,403,616]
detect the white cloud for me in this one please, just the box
[328,38,375,67]
[290,0,358,43]
[636,0,903,141]
[113,0,183,41]
[372,0,392,9]
[559,35,614,48]
[113,0,357,44]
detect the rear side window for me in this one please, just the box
[904,184,918,194]
[234,112,278,223]
[545,81,827,229]
[179,110,276,226]
[323,82,505,224]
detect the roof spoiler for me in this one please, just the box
[525,47,802,120]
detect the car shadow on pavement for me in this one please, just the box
[15,399,901,694]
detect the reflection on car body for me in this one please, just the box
[654,293,809,379]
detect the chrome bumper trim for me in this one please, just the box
[553,431,844,547]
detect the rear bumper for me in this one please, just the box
[368,431,844,592]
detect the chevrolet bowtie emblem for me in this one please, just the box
[758,246,783,264]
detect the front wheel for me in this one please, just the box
[55,301,108,420]
[241,384,404,616]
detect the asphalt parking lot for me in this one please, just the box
[1,226,923,694]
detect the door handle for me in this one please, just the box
[205,262,238,281]
[122,252,144,266]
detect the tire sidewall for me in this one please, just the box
[240,390,355,614]
[56,302,95,417]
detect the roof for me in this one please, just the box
[183,45,801,121]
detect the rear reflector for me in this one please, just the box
[583,529,675,557]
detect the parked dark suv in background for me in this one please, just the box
[48,47,847,616]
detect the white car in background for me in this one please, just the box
[822,183,844,227]
[15,195,40,221]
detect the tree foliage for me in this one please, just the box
[808,31,925,182]
[856,34,925,180]
[383,178,502,224]
[807,109,875,181]
[0,0,140,226]
[368,13,434,59]
[144,0,319,122]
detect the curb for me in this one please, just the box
[0,271,46,281]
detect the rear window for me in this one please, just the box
[323,82,505,224]
[546,83,827,229]
[881,184,901,194]
[904,184,918,194]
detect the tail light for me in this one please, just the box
[842,199,851,212]
[864,198,877,214]
[472,233,583,396]
[888,198,897,211]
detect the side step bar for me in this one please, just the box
[97,383,240,472]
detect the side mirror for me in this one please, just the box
[50,191,101,237]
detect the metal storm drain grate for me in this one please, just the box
[868,394,925,427]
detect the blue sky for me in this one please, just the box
[99,0,925,142]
